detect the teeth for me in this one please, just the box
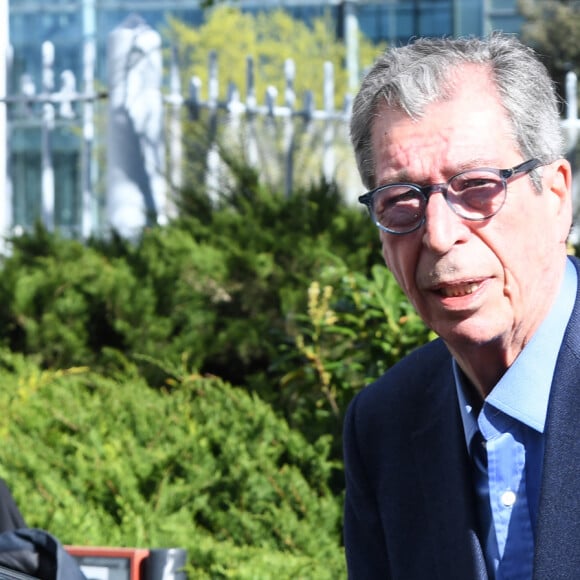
[439,283,479,297]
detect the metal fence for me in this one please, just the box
[2,16,359,240]
[3,15,580,241]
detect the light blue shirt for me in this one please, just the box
[454,258,577,579]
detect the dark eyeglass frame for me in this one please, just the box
[358,158,543,235]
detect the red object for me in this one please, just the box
[65,546,150,579]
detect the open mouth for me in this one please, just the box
[437,282,481,298]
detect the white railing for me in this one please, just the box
[2,16,580,241]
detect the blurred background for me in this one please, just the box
[2,0,538,243]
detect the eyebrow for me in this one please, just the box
[376,158,498,187]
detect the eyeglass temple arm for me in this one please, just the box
[505,158,542,178]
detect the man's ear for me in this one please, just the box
[546,158,573,243]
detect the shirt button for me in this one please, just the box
[501,490,516,507]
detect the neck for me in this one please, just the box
[450,342,517,400]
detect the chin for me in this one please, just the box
[433,319,504,348]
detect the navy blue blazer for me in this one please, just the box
[343,256,580,579]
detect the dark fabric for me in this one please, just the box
[470,430,493,575]
[0,482,26,534]
[343,338,488,579]
[343,256,580,579]
[0,529,86,580]
[533,257,580,577]
[0,563,39,579]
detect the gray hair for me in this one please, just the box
[350,32,565,190]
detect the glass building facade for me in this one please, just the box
[5,0,524,237]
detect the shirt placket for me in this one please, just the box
[482,421,534,579]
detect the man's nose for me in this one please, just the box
[421,189,469,253]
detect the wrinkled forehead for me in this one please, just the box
[369,70,518,185]
[373,62,493,121]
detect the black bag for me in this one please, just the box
[0,528,86,580]
[0,480,86,579]
[0,481,26,535]
[0,564,38,580]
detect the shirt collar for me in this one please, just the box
[455,257,577,444]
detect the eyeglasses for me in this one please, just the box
[358,158,543,235]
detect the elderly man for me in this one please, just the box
[343,33,579,579]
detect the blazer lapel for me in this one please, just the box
[534,261,580,578]
[411,360,488,580]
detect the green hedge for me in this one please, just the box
[0,350,343,578]
[0,172,435,575]
[0,177,431,452]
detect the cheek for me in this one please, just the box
[381,235,399,272]
[484,215,536,270]
[476,222,538,302]
[381,237,418,293]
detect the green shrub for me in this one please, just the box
[0,224,229,376]
[265,261,434,458]
[0,175,386,401]
[173,169,382,388]
[0,350,344,578]
[0,171,433,461]
[0,165,438,576]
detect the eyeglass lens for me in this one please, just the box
[371,168,506,233]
